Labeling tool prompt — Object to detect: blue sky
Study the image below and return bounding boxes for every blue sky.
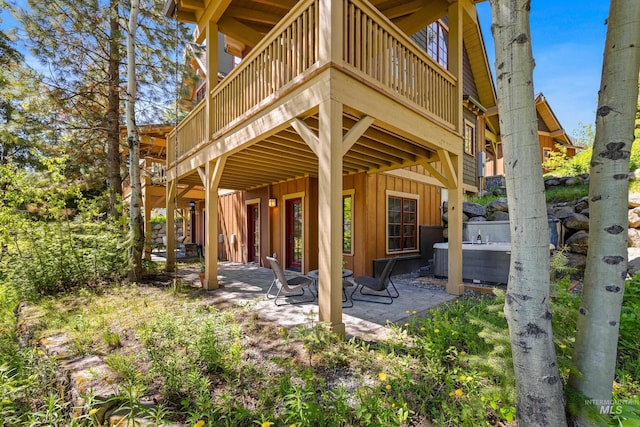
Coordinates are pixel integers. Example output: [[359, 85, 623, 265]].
[[476, 1, 610, 137], [2, 1, 610, 137]]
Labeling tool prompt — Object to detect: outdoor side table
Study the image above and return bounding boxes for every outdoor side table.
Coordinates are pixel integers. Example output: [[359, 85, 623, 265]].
[[306, 269, 354, 308]]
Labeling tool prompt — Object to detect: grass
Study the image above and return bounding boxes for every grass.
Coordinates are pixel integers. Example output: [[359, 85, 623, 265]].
[[3, 275, 638, 426]]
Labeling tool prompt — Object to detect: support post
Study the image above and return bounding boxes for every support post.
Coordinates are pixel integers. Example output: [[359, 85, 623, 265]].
[[317, 99, 345, 336], [204, 157, 226, 289], [445, 152, 464, 295], [166, 179, 176, 272]]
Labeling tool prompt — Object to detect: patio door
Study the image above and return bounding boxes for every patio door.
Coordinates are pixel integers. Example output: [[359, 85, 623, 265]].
[[285, 197, 303, 271], [247, 203, 260, 263]]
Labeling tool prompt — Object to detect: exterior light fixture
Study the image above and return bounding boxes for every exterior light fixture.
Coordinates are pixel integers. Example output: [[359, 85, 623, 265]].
[[189, 200, 196, 211], [268, 198, 277, 208]]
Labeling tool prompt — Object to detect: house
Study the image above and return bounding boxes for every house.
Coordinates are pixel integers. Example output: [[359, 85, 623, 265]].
[[484, 93, 578, 177], [163, 0, 500, 334]]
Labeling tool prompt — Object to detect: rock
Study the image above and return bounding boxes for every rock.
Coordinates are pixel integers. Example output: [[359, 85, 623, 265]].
[[574, 197, 589, 213], [629, 193, 640, 208], [629, 229, 640, 248], [468, 216, 487, 222], [563, 213, 590, 231], [564, 176, 578, 186], [442, 211, 468, 224], [545, 178, 561, 188], [628, 248, 640, 276], [580, 208, 590, 217], [486, 198, 509, 212], [547, 205, 575, 220], [463, 201, 486, 218], [442, 227, 448, 239], [565, 252, 587, 271], [629, 169, 640, 180], [487, 210, 509, 221], [566, 230, 589, 254], [629, 207, 640, 228]]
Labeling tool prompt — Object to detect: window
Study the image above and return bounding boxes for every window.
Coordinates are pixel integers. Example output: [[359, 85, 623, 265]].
[[543, 147, 552, 160], [464, 121, 475, 156], [427, 21, 448, 69], [343, 193, 353, 254], [387, 194, 418, 253]]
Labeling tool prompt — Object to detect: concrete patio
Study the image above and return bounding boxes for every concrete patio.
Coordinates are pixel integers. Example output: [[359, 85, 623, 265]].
[[173, 261, 458, 341]]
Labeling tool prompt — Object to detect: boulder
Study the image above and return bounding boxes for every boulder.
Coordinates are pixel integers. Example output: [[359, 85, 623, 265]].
[[566, 230, 589, 254], [628, 248, 640, 276], [442, 211, 469, 224], [629, 207, 640, 228], [486, 198, 509, 212], [574, 197, 589, 213], [565, 252, 587, 271], [629, 193, 640, 208], [487, 210, 509, 221], [463, 201, 486, 218], [564, 176, 579, 186], [580, 208, 590, 217], [547, 205, 575, 220], [629, 228, 640, 248], [629, 169, 640, 180], [563, 213, 590, 231], [545, 178, 561, 188]]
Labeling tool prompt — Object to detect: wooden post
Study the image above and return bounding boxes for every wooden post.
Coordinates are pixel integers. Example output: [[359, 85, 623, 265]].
[[204, 157, 226, 289], [444, 152, 464, 295], [166, 179, 176, 272], [317, 99, 345, 336], [319, 0, 343, 63]]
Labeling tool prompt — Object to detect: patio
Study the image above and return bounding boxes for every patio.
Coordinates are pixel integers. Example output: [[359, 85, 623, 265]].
[[172, 261, 458, 341]]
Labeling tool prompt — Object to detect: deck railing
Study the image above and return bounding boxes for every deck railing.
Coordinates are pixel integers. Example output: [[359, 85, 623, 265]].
[[169, 0, 457, 166], [342, 0, 457, 127], [210, 0, 320, 137]]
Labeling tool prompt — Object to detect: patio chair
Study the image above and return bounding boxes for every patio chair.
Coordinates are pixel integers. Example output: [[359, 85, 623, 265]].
[[266, 256, 315, 306], [350, 258, 398, 304]]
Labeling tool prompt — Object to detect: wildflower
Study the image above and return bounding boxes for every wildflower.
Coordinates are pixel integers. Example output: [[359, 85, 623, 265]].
[[459, 375, 466, 381], [290, 424, 297, 427], [385, 384, 392, 390], [459, 351, 466, 356], [193, 421, 205, 427], [406, 310, 410, 314], [378, 372, 387, 381], [613, 382, 621, 390], [261, 422, 273, 427], [404, 323, 409, 327], [420, 327, 426, 332], [89, 408, 99, 416], [434, 328, 440, 334], [559, 344, 567, 349], [412, 310, 417, 315], [465, 376, 473, 381], [454, 389, 464, 397]]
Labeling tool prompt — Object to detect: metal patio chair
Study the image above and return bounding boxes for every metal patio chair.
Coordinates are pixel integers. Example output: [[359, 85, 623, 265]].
[[266, 256, 315, 306]]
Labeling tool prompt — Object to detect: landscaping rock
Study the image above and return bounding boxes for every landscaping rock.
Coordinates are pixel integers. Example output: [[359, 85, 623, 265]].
[[563, 213, 590, 231], [565, 252, 587, 271], [628, 248, 640, 276], [629, 193, 640, 208], [442, 210, 469, 224], [629, 228, 640, 248], [492, 187, 507, 196], [564, 176, 579, 186], [462, 201, 486, 218], [629, 207, 640, 228], [547, 205, 575, 220], [573, 197, 589, 213], [566, 231, 589, 255], [486, 198, 509, 212], [487, 210, 509, 221], [545, 178, 561, 188]]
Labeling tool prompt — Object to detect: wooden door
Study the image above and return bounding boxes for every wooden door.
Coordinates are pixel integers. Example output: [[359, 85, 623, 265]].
[[285, 197, 303, 271], [247, 203, 260, 263]]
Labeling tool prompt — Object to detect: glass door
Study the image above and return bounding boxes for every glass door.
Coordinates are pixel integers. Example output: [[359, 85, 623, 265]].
[[285, 198, 303, 271]]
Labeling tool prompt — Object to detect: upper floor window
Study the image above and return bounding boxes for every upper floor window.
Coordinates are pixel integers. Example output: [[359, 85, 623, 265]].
[[195, 83, 207, 103], [464, 121, 475, 156], [427, 21, 448, 69], [387, 193, 418, 253]]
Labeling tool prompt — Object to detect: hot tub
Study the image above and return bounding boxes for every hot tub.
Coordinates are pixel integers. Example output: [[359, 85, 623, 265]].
[[433, 242, 511, 284]]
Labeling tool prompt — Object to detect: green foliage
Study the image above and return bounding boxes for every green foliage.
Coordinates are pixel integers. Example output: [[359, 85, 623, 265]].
[[545, 183, 589, 204], [618, 275, 640, 374]]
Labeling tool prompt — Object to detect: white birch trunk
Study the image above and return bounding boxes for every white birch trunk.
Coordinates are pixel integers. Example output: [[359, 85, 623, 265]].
[[489, 1, 566, 425], [126, 0, 143, 281], [569, 1, 640, 424]]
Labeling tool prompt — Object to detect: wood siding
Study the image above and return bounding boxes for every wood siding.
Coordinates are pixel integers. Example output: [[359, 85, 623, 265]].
[[462, 109, 477, 188], [216, 170, 443, 277]]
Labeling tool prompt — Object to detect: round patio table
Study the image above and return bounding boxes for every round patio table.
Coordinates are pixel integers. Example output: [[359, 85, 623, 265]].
[[306, 269, 354, 308]]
